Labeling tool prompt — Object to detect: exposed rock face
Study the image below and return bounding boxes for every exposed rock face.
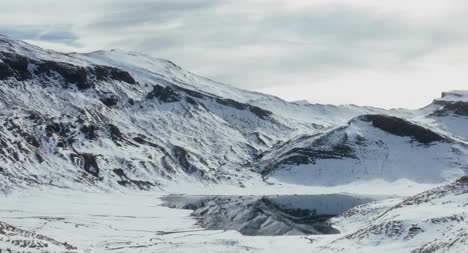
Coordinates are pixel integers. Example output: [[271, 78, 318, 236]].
[[0, 52, 32, 81], [112, 168, 155, 190], [146, 85, 182, 102], [215, 98, 273, 119], [0, 51, 136, 89], [432, 101, 468, 117], [261, 132, 356, 176], [359, 114, 446, 144]]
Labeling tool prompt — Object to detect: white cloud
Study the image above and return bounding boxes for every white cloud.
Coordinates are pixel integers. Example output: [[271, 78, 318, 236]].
[[1, 0, 467, 109]]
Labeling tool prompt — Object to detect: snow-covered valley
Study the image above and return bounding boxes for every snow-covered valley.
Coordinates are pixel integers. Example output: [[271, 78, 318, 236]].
[[0, 35, 467, 252], [1, 178, 466, 253]]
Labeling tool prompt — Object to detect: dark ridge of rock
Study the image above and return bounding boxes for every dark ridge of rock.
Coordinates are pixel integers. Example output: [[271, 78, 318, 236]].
[[132, 136, 145, 144], [75, 153, 100, 177], [43, 120, 76, 145], [131, 135, 169, 156], [0, 61, 10, 80], [173, 85, 208, 99], [3, 117, 41, 148], [146, 84, 182, 102], [24, 133, 40, 148], [94, 65, 136, 84], [455, 174, 468, 184], [108, 124, 124, 139], [215, 98, 273, 119], [262, 134, 356, 176], [36, 61, 90, 89], [359, 114, 446, 144], [432, 101, 468, 117], [106, 124, 138, 147], [116, 179, 155, 190], [0, 52, 136, 88], [80, 124, 99, 140], [440, 92, 464, 99], [185, 96, 198, 106], [173, 146, 202, 175], [284, 144, 354, 164], [45, 122, 61, 137], [112, 168, 128, 179], [250, 106, 273, 119], [100, 95, 119, 107], [35, 151, 45, 163], [0, 52, 32, 81], [113, 168, 155, 190]]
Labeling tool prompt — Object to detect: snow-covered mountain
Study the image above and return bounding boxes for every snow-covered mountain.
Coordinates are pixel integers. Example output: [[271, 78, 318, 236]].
[[0, 34, 467, 192], [1, 34, 467, 253]]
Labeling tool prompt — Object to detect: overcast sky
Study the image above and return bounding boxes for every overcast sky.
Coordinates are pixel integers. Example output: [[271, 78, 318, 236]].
[[1, 0, 467, 109]]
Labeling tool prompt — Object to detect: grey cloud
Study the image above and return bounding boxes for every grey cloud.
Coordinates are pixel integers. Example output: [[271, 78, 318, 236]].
[[87, 0, 226, 31], [88, 3, 467, 72], [2, 1, 467, 93], [0, 25, 79, 45]]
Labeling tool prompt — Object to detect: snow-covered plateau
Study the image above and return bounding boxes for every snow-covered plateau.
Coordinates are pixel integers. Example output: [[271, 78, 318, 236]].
[[0, 35, 467, 252]]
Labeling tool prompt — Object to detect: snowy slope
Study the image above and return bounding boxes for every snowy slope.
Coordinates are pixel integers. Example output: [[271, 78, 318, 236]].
[[1, 176, 465, 252], [0, 35, 295, 192], [0, 221, 80, 252], [0, 34, 467, 193], [324, 175, 468, 253], [415, 90, 468, 141], [259, 114, 468, 186]]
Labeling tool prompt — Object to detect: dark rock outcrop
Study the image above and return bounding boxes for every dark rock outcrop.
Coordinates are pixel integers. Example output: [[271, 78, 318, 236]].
[[112, 168, 155, 190], [0, 52, 136, 89], [215, 98, 272, 119], [94, 65, 136, 84], [359, 115, 446, 144], [432, 101, 468, 117], [146, 85, 182, 102], [100, 95, 119, 107], [261, 134, 356, 176], [173, 146, 202, 175], [0, 52, 32, 81]]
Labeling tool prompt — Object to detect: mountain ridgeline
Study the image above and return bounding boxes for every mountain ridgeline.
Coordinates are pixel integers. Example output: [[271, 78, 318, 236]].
[[0, 35, 467, 192]]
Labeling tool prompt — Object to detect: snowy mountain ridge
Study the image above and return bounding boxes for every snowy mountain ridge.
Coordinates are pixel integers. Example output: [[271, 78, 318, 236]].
[[0, 35, 467, 253], [0, 35, 467, 193]]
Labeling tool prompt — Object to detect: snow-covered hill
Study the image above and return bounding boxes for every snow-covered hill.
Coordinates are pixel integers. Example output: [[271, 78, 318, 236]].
[[324, 175, 468, 253], [259, 114, 468, 185], [0, 34, 467, 193]]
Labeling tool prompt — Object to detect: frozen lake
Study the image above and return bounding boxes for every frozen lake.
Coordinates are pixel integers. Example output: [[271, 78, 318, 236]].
[[162, 194, 378, 236]]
